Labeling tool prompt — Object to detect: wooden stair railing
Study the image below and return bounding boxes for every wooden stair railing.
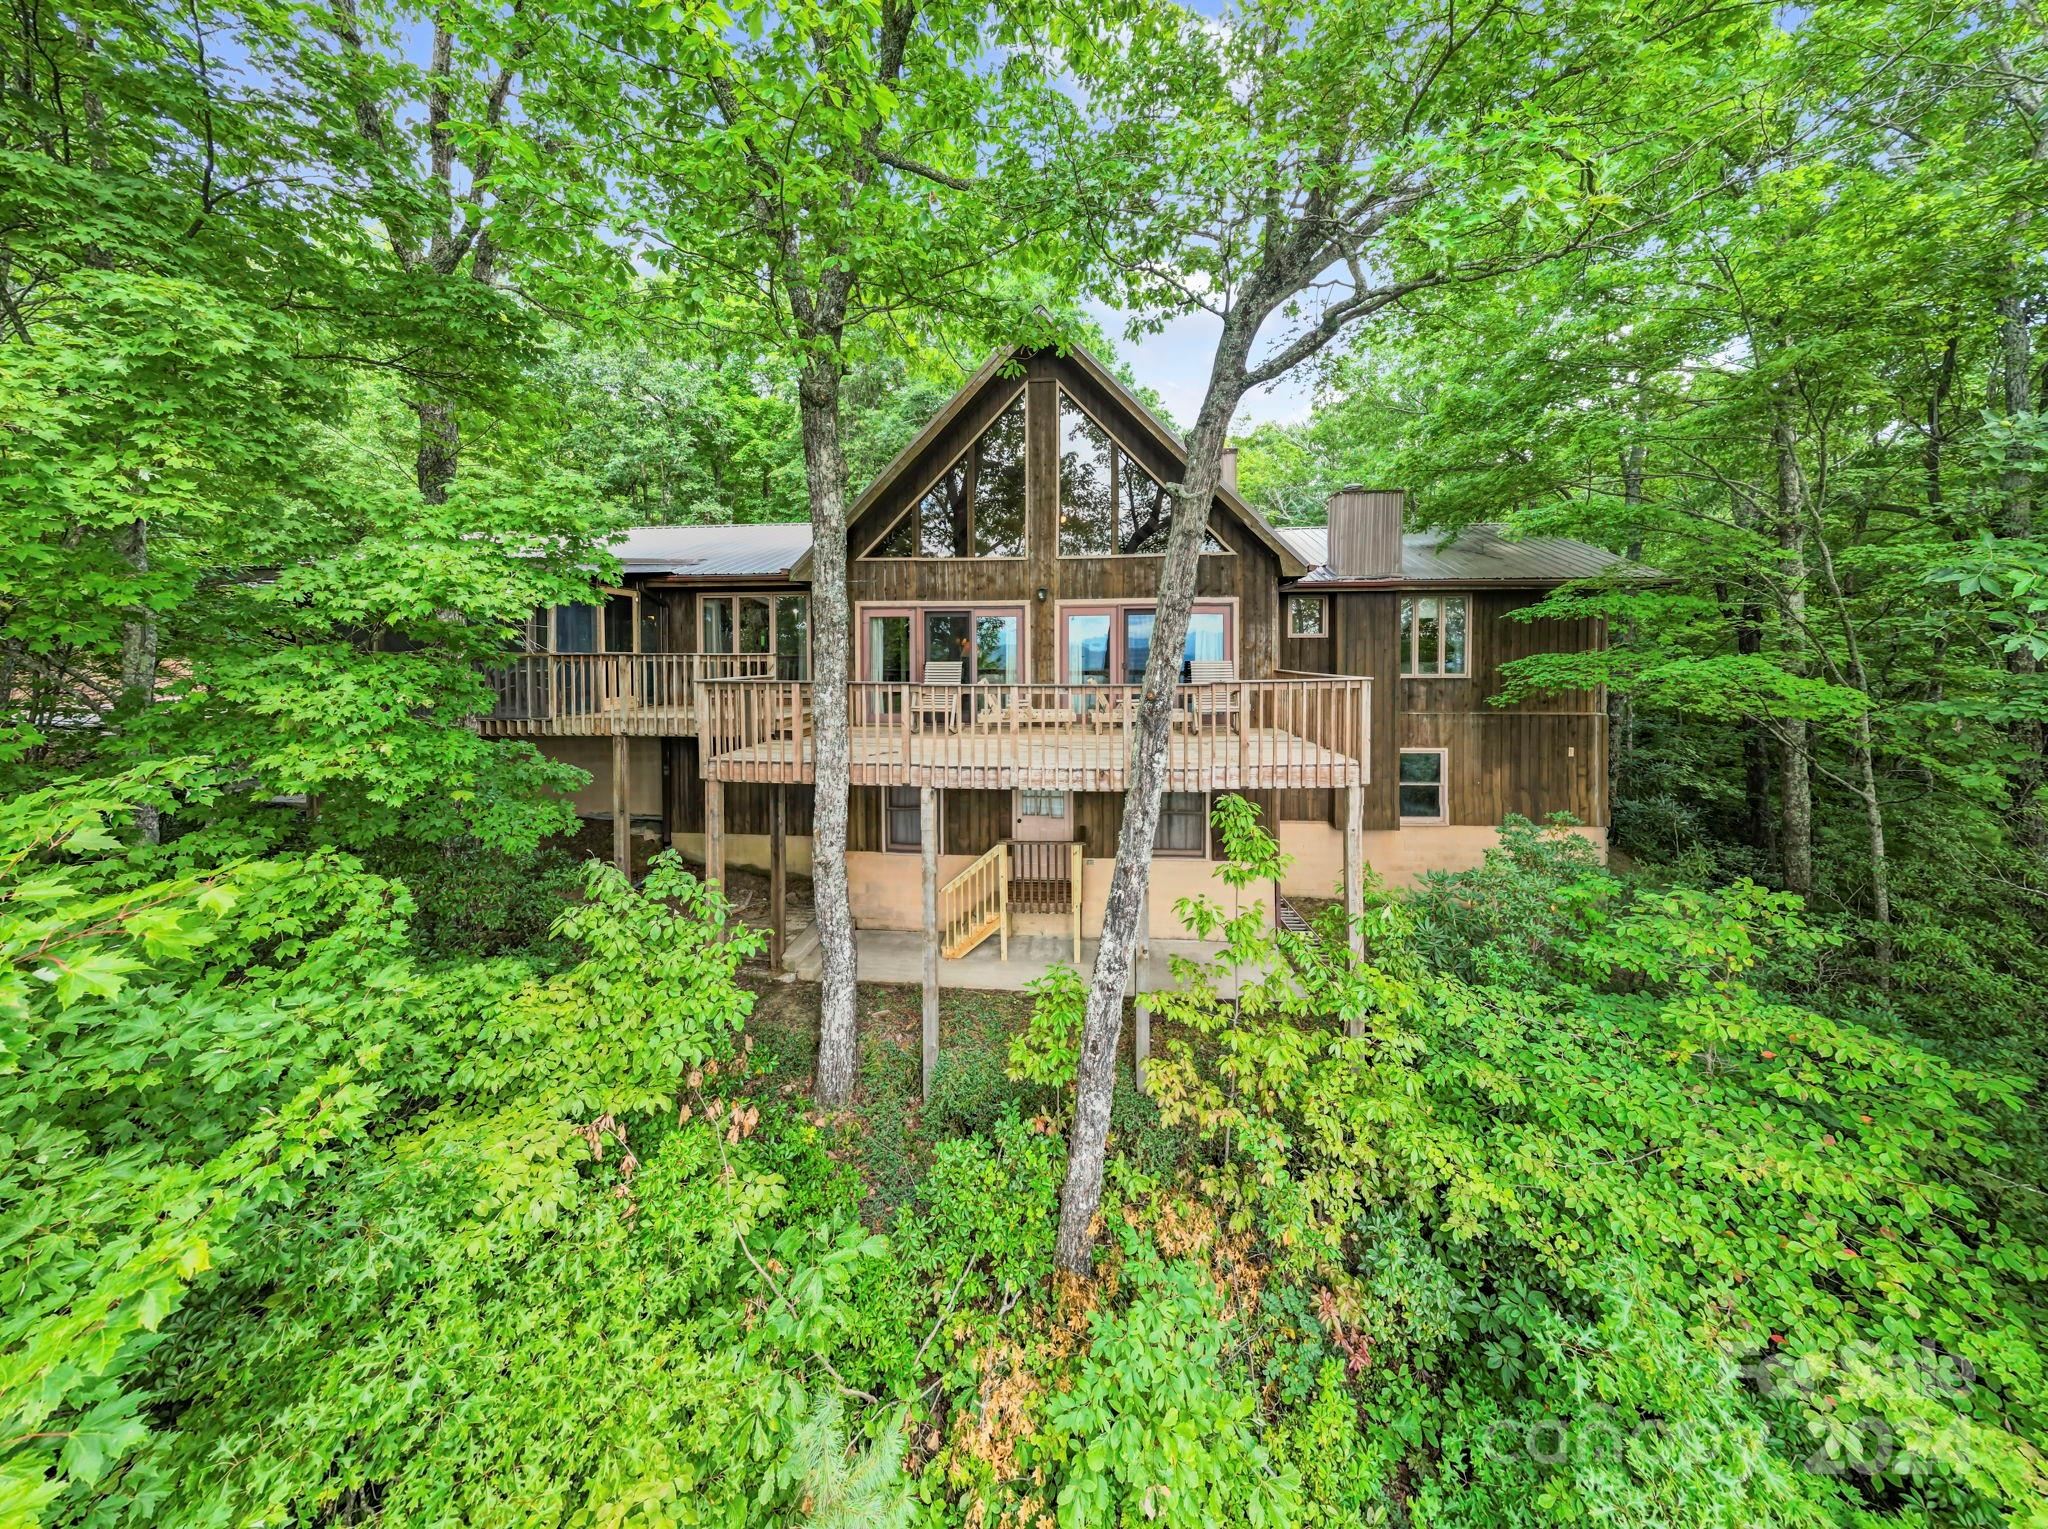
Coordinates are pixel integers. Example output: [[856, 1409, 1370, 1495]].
[[1009, 839, 1084, 963], [939, 841, 1009, 961]]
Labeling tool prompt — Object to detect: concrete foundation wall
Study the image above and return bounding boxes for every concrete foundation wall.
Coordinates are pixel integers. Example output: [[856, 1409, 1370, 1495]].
[[544, 738, 664, 818], [1277, 820, 1608, 897], [675, 830, 813, 878]]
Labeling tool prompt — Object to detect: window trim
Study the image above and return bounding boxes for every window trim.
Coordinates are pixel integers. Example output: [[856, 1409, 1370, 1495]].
[[1054, 598, 1238, 685], [1396, 748, 1450, 826], [1398, 593, 1471, 678], [1055, 388, 1233, 560], [1285, 593, 1327, 637], [884, 785, 928, 853], [698, 592, 810, 678], [854, 602, 1032, 684], [1153, 791, 1210, 858], [858, 384, 1030, 562]]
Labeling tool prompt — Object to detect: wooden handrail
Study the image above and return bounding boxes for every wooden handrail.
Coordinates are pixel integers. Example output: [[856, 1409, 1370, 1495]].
[[939, 840, 1008, 961]]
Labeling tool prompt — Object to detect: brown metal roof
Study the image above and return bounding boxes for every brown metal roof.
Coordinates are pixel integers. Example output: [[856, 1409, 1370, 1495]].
[[1279, 524, 1643, 586], [606, 524, 810, 580]]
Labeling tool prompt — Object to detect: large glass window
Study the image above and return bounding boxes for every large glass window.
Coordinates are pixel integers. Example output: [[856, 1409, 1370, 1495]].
[[973, 397, 1026, 557], [1066, 612, 1112, 686], [869, 392, 1027, 559], [1399, 595, 1469, 676], [975, 614, 1020, 684], [776, 597, 809, 679], [555, 603, 598, 653], [700, 598, 732, 655], [1058, 404, 1115, 556], [701, 594, 807, 676], [1073, 604, 1231, 684], [1398, 750, 1447, 822], [1155, 792, 1208, 855], [925, 611, 971, 676], [869, 614, 911, 681], [1058, 391, 1227, 557]]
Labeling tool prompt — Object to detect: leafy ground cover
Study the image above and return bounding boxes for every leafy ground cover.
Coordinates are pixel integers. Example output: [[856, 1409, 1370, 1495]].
[[6, 778, 2044, 1527]]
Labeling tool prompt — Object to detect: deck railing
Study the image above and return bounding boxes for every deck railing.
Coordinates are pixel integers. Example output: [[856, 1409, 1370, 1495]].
[[939, 842, 1009, 961], [478, 652, 779, 735], [700, 676, 1371, 790]]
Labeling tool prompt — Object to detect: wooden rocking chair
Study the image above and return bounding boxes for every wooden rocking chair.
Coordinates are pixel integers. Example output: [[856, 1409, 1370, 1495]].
[[1182, 658, 1243, 734], [910, 660, 964, 732]]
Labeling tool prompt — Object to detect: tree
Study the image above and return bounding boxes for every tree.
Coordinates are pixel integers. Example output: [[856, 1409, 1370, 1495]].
[[626, 0, 1074, 1105], [1052, 0, 1771, 1273], [1, 0, 629, 854]]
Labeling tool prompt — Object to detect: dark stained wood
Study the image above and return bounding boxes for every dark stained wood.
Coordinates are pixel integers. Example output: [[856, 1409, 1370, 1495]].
[[1072, 791, 1122, 856], [941, 789, 1008, 856], [847, 785, 884, 852], [770, 786, 786, 972], [1400, 711, 1605, 827], [1329, 591, 1403, 829]]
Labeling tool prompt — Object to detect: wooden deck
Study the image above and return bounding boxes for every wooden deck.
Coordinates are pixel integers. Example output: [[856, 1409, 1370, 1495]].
[[477, 660, 1371, 791], [708, 724, 1362, 790], [701, 677, 1370, 790]]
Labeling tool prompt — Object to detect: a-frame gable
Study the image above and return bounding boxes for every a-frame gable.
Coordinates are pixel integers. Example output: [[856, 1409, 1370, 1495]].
[[788, 341, 1308, 578]]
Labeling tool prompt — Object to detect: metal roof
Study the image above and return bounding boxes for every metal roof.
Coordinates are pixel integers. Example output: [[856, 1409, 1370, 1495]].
[[1279, 523, 1639, 585], [606, 523, 811, 579], [600, 519, 1638, 586]]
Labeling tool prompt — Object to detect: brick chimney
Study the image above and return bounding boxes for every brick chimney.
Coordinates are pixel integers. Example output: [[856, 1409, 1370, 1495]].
[[1219, 445, 1239, 493], [1325, 486, 1405, 579]]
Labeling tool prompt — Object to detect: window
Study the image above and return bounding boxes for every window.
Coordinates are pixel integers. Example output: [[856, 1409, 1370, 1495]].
[[1058, 390, 1226, 557], [1065, 604, 1232, 684], [1286, 594, 1326, 637], [1398, 750, 1447, 823], [555, 603, 598, 653], [701, 594, 809, 678], [1019, 790, 1066, 819], [869, 392, 1027, 558], [1155, 792, 1208, 856], [1399, 595, 1468, 676], [886, 786, 923, 851]]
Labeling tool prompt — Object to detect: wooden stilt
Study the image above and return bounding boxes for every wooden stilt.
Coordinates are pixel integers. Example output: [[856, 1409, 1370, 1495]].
[[611, 733, 631, 878], [705, 777, 724, 892], [920, 786, 939, 1100], [769, 784, 787, 974], [1344, 780, 1365, 1035], [1133, 874, 1151, 1092]]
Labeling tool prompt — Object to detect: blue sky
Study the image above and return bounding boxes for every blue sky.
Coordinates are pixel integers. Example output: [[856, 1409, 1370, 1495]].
[[1086, 298, 1322, 429]]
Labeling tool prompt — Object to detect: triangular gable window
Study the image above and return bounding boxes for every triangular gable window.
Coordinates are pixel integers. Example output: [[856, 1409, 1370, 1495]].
[[869, 391, 1026, 559], [1058, 390, 1225, 556]]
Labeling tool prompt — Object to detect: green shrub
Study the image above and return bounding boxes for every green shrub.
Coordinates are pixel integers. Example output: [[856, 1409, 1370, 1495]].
[[1026, 1245, 1300, 1528]]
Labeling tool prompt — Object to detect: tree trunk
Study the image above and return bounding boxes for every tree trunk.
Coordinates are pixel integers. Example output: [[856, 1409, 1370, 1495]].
[[1997, 286, 2045, 852], [1772, 403, 1813, 898], [1054, 317, 1253, 1276], [1607, 437, 1646, 811], [416, 398, 460, 505], [116, 517, 160, 845], [798, 358, 860, 1107]]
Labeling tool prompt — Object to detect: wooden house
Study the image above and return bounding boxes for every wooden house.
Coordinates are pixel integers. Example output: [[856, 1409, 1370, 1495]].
[[481, 342, 1625, 983]]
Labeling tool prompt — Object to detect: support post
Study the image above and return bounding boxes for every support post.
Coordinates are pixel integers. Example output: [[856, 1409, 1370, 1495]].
[[920, 786, 939, 1099], [1070, 841, 1082, 966], [611, 733, 631, 878], [1134, 871, 1151, 1092], [1343, 779, 1364, 1035], [770, 784, 787, 974], [705, 777, 724, 893]]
